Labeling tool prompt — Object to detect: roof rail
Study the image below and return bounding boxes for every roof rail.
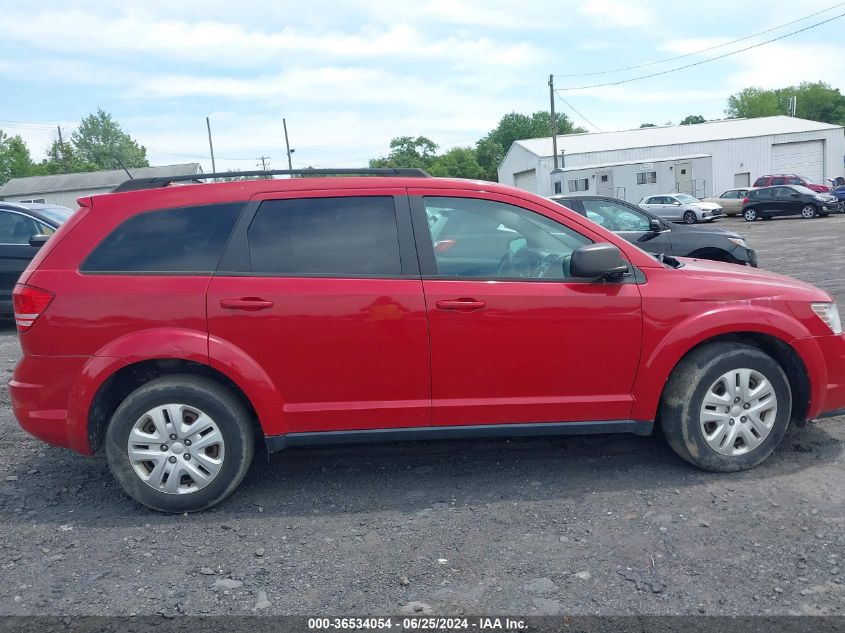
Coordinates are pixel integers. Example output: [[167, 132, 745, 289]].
[[111, 167, 431, 193]]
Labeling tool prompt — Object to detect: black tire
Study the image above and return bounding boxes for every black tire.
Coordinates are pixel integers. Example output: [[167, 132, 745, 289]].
[[105, 375, 254, 513], [801, 204, 817, 219], [743, 208, 758, 222], [683, 210, 697, 224], [659, 342, 792, 472]]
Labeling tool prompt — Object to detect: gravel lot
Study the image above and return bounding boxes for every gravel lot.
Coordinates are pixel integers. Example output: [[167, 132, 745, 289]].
[[0, 214, 843, 617]]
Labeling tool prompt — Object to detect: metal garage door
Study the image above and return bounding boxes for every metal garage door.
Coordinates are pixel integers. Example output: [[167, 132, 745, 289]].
[[513, 169, 537, 192], [771, 140, 824, 182]]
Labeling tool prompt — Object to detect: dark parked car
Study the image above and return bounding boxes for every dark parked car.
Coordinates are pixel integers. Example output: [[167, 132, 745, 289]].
[[0, 202, 73, 314], [831, 185, 845, 212], [742, 185, 840, 221], [550, 195, 756, 266]]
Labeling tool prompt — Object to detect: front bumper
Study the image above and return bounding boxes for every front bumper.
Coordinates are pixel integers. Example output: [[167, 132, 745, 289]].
[[793, 333, 845, 420]]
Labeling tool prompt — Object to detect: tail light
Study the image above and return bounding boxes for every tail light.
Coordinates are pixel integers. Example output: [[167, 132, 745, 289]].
[[13, 284, 54, 332], [742, 197, 749, 205]]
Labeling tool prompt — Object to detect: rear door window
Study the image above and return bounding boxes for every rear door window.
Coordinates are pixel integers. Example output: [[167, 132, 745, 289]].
[[81, 203, 243, 273], [247, 196, 401, 276]]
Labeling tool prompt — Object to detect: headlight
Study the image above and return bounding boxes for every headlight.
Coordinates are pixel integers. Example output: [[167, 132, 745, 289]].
[[811, 303, 842, 334], [727, 237, 747, 248], [815, 196, 827, 202]]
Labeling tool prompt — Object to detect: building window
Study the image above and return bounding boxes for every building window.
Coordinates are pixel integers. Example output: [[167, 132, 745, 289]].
[[554, 181, 562, 194], [600, 175, 608, 182], [636, 171, 657, 185], [19, 198, 46, 204], [567, 178, 589, 192]]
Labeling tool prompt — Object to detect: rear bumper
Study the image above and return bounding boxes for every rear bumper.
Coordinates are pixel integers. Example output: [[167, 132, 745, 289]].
[[9, 354, 90, 453]]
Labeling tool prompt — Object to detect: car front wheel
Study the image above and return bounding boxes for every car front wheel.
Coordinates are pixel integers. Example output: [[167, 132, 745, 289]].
[[682, 210, 697, 224], [659, 342, 791, 472], [801, 204, 817, 219], [743, 208, 758, 221], [105, 375, 255, 512]]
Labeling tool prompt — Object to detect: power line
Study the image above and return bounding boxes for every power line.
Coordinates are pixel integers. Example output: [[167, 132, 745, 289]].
[[555, 11, 845, 92], [555, 94, 604, 132], [554, 2, 845, 78]]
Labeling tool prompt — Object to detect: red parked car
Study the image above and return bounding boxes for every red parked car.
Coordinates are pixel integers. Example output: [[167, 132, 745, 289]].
[[9, 169, 845, 512], [752, 174, 831, 193]]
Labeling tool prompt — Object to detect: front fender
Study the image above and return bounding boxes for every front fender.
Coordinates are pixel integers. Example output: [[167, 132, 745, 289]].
[[630, 305, 820, 421]]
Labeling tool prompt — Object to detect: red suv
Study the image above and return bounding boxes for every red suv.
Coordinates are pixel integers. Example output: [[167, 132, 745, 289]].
[[753, 174, 831, 193], [10, 169, 845, 512]]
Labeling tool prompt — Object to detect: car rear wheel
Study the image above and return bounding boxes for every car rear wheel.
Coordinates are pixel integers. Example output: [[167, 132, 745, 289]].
[[659, 342, 791, 472], [105, 375, 254, 512], [743, 208, 758, 222], [801, 204, 817, 219], [683, 210, 697, 224]]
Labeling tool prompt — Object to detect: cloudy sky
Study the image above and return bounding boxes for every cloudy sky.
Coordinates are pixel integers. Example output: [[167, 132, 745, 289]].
[[1, 0, 844, 172]]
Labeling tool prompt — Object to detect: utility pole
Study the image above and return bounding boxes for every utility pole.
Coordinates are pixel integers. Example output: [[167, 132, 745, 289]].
[[256, 156, 270, 172], [56, 125, 68, 173], [549, 74, 559, 170], [283, 118, 294, 172], [206, 117, 217, 173]]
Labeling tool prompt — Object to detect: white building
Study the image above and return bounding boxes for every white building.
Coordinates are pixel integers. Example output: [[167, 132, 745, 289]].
[[498, 116, 845, 202], [0, 163, 202, 208]]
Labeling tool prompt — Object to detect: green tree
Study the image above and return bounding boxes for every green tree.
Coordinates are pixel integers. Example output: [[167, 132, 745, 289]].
[[726, 82, 845, 126], [680, 114, 706, 125], [784, 82, 845, 126], [368, 135, 439, 170], [429, 147, 486, 179], [0, 130, 35, 185], [475, 137, 505, 181], [639, 123, 657, 128], [482, 111, 585, 159], [31, 139, 97, 175], [726, 87, 785, 119], [70, 109, 149, 170]]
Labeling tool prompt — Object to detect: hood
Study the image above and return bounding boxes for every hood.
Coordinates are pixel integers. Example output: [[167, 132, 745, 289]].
[[695, 201, 722, 210], [670, 257, 830, 302], [671, 223, 742, 239]]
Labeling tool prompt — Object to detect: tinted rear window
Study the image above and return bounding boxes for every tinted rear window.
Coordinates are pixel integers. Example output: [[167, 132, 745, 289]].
[[81, 203, 242, 273], [247, 196, 401, 275]]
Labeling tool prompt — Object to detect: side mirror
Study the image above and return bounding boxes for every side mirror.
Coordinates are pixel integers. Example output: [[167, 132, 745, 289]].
[[570, 243, 629, 280], [673, 201, 682, 206], [29, 234, 49, 248], [649, 219, 663, 233], [790, 193, 799, 198]]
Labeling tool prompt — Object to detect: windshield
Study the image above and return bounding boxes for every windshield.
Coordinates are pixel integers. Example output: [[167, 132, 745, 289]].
[[35, 205, 74, 225], [675, 194, 699, 203], [792, 185, 817, 196]]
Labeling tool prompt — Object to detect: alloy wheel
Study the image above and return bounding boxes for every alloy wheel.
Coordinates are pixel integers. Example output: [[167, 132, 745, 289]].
[[699, 368, 777, 456], [801, 205, 816, 219], [127, 404, 225, 494]]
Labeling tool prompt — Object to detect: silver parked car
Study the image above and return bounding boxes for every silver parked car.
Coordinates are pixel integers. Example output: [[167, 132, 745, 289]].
[[638, 194, 722, 224]]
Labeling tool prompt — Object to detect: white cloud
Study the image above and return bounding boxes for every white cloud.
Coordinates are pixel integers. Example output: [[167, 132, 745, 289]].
[[0, 9, 545, 69], [578, 0, 653, 28], [724, 43, 845, 91]]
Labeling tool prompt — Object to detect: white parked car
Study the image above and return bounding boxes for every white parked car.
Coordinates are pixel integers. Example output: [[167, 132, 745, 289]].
[[638, 194, 723, 224]]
